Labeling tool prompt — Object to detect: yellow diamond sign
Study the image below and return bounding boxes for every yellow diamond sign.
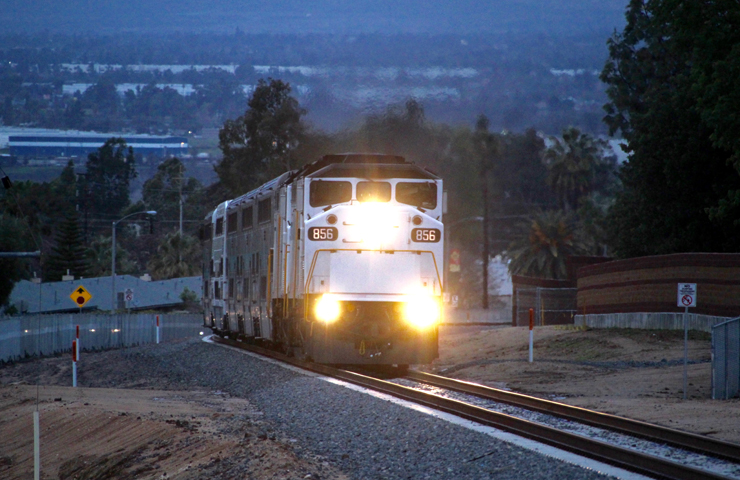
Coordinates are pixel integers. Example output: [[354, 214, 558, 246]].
[[70, 285, 92, 308]]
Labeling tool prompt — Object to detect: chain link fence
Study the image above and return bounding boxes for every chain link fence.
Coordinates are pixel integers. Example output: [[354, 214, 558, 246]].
[[712, 316, 740, 400], [514, 287, 577, 327], [0, 313, 203, 363]]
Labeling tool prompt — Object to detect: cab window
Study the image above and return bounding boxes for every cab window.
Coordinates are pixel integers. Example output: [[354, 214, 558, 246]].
[[357, 181, 391, 202], [396, 182, 437, 209], [310, 180, 352, 207]]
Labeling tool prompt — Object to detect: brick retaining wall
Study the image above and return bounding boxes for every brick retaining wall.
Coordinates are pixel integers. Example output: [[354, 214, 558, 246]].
[[577, 253, 740, 317]]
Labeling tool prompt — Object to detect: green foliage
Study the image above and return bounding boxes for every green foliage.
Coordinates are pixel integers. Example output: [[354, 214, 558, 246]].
[[487, 129, 554, 253], [216, 78, 306, 196], [43, 212, 92, 281], [85, 234, 137, 277], [140, 157, 207, 234], [0, 167, 76, 237], [82, 138, 138, 218], [123, 83, 197, 133], [601, 0, 740, 257], [179, 287, 198, 304], [0, 214, 33, 306], [543, 127, 609, 211], [179, 287, 200, 312], [506, 210, 589, 279], [147, 232, 201, 280]]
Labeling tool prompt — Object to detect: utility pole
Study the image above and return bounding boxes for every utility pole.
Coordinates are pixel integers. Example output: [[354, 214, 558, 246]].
[[179, 161, 184, 265], [179, 161, 183, 238], [482, 170, 490, 310]]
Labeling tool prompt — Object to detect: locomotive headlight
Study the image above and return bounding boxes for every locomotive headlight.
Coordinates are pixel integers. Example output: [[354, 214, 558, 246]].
[[358, 203, 395, 247], [315, 294, 341, 323], [403, 294, 441, 329]]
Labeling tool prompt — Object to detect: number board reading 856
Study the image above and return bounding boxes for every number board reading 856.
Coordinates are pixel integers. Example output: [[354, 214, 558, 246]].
[[411, 228, 441, 243], [308, 226, 338, 241]]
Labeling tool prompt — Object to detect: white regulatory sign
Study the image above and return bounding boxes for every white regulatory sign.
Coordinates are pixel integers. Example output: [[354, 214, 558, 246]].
[[677, 283, 696, 308], [124, 288, 134, 302]]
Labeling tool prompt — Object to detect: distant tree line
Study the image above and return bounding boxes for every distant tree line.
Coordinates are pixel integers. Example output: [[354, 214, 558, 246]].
[[0, 31, 611, 136]]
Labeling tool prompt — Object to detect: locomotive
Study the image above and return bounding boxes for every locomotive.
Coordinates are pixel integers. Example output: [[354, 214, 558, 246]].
[[201, 153, 444, 366]]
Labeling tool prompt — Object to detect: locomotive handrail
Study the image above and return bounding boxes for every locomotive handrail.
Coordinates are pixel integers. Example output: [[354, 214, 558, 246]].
[[302, 247, 444, 322], [266, 248, 273, 318]]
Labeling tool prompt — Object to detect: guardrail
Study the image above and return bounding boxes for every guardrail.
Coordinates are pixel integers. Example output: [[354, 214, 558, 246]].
[[712, 316, 740, 400], [0, 313, 203, 363]]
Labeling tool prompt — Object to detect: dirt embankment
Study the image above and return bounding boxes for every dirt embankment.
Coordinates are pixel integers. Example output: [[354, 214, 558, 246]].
[[425, 325, 740, 443], [0, 379, 345, 479]]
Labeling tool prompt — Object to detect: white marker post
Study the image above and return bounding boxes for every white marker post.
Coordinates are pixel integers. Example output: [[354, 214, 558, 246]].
[[33, 410, 40, 480], [528, 308, 534, 363], [156, 315, 160, 344], [677, 283, 697, 400], [72, 340, 77, 387]]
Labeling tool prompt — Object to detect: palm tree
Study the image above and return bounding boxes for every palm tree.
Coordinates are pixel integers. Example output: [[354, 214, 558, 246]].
[[543, 127, 607, 211], [86, 234, 137, 277], [506, 210, 589, 279], [147, 232, 200, 280]]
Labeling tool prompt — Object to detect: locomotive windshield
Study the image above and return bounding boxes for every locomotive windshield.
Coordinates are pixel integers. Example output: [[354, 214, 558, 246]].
[[396, 182, 437, 209], [357, 181, 391, 202], [310, 180, 352, 207]]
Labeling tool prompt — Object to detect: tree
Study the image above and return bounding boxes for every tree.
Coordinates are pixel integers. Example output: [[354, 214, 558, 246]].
[[487, 129, 553, 254], [43, 212, 91, 281], [601, 0, 740, 257], [140, 157, 206, 234], [0, 214, 33, 306], [85, 234, 137, 277], [216, 78, 306, 196], [147, 232, 201, 280], [83, 138, 137, 219], [506, 210, 589, 279], [543, 127, 609, 211]]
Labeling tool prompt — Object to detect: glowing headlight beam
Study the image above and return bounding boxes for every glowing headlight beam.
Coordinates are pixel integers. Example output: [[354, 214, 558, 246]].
[[358, 203, 396, 248], [403, 295, 441, 329], [315, 294, 341, 323]]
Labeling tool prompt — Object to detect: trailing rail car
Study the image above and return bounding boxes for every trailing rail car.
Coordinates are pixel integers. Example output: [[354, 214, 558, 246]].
[[201, 153, 444, 366]]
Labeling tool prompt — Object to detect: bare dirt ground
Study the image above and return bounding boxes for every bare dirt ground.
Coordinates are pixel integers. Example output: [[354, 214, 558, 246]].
[[0, 383, 346, 480], [2, 326, 739, 479], [424, 325, 740, 444]]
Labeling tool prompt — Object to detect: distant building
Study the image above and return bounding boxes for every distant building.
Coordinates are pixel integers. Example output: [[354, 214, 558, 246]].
[[9, 134, 188, 159]]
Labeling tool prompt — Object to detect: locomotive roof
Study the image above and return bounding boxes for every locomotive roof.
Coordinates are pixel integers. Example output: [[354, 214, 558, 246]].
[[227, 171, 292, 209], [309, 163, 438, 180], [291, 152, 438, 181], [207, 153, 438, 218]]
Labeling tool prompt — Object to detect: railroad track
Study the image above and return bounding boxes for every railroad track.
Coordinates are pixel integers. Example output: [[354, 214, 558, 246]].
[[209, 335, 740, 480]]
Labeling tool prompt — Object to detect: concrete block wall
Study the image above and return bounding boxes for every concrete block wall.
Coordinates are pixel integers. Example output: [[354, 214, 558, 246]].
[[574, 312, 731, 333]]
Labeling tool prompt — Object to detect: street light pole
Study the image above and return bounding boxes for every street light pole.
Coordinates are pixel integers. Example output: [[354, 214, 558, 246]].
[[111, 210, 156, 311]]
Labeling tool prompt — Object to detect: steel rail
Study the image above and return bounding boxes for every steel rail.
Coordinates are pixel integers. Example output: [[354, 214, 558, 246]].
[[406, 370, 740, 464], [210, 336, 733, 480]]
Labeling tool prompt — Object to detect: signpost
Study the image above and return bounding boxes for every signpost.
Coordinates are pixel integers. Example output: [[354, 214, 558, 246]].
[[69, 285, 92, 309], [124, 288, 134, 311], [677, 283, 696, 400]]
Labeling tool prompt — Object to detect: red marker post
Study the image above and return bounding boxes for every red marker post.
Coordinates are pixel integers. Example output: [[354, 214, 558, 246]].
[[528, 308, 534, 363], [76, 325, 80, 361], [72, 340, 77, 387], [156, 315, 160, 344]]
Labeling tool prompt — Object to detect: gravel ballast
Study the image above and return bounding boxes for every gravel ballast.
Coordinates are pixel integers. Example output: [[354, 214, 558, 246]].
[[4, 337, 627, 479]]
